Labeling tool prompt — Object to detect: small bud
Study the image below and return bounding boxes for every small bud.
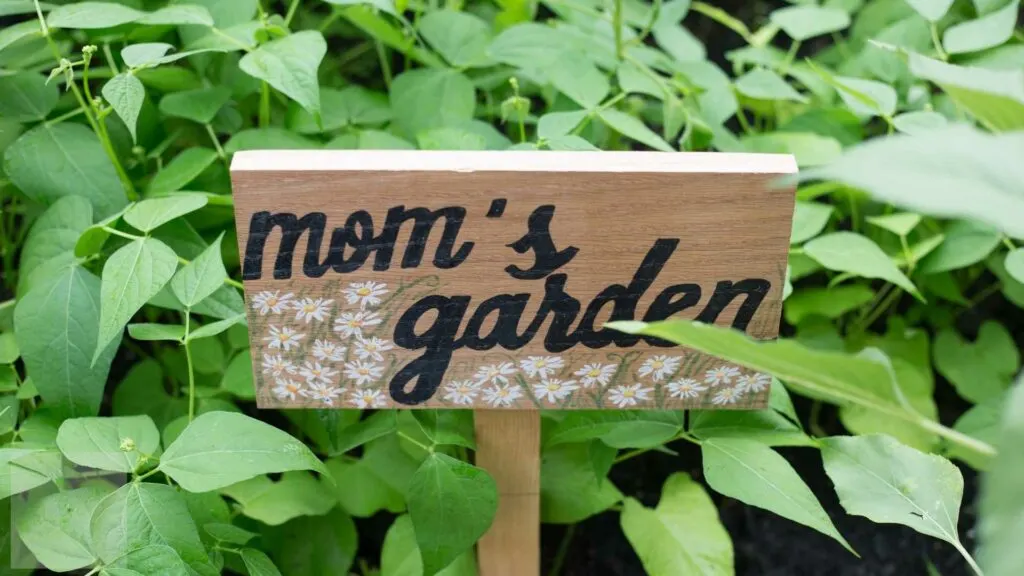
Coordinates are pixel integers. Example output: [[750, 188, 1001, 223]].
[[131, 145, 145, 157], [119, 437, 136, 452], [509, 76, 520, 93], [500, 95, 529, 123], [82, 45, 97, 55]]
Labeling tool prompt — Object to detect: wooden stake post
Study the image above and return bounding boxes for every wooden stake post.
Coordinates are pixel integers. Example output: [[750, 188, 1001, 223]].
[[230, 150, 796, 575]]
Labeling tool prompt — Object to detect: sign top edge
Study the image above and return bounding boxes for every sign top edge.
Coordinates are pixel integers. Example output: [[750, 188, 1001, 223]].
[[230, 150, 798, 175]]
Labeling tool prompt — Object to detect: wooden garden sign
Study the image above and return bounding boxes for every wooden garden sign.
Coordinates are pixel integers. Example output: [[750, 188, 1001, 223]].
[[230, 150, 796, 575]]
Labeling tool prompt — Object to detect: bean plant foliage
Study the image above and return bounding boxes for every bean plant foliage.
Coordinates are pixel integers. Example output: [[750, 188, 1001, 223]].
[[0, 0, 1021, 574]]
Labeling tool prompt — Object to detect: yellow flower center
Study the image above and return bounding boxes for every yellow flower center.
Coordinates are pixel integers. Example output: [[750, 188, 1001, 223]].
[[267, 297, 278, 306], [587, 368, 600, 377], [359, 368, 369, 375], [652, 361, 663, 369], [357, 287, 372, 296], [623, 389, 635, 398], [536, 360, 547, 367], [303, 304, 315, 312], [546, 383, 559, 391]]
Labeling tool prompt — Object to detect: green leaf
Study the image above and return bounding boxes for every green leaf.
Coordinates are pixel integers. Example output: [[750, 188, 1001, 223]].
[[599, 109, 673, 152], [770, 6, 850, 41], [287, 86, 391, 134], [919, 220, 1002, 273], [124, 194, 208, 233], [943, 0, 1019, 55], [390, 68, 476, 137], [545, 411, 683, 449], [907, 54, 1024, 132], [833, 76, 897, 117], [17, 195, 92, 294], [690, 409, 813, 447], [892, 111, 948, 135], [332, 410, 398, 455], [148, 148, 219, 195], [160, 411, 327, 492], [934, 322, 1019, 403], [381, 515, 476, 576], [15, 265, 118, 417], [101, 73, 145, 143], [264, 508, 358, 576], [171, 233, 226, 307], [0, 20, 43, 57], [0, 72, 57, 122], [0, 334, 14, 365], [790, 201, 833, 244], [621, 473, 733, 575], [159, 86, 232, 124], [949, 396, 1002, 470], [3, 123, 127, 219], [417, 127, 487, 151], [90, 482, 215, 575], [224, 127, 320, 152], [103, 545, 193, 575], [0, 445, 62, 497], [821, 435, 972, 562], [327, 457, 405, 517], [419, 9, 493, 68], [541, 442, 622, 524], [808, 126, 1024, 236], [222, 472, 336, 525], [16, 484, 113, 572], [839, 357, 939, 452], [1005, 248, 1024, 284], [95, 237, 178, 361], [47, 1, 142, 28], [867, 213, 922, 237], [121, 43, 173, 68], [57, 415, 159, 472], [735, 68, 807, 103], [240, 31, 326, 118], [220, 349, 254, 399], [408, 454, 496, 575], [904, 0, 954, 21], [128, 323, 186, 341], [411, 411, 475, 449], [702, 438, 854, 554], [242, 548, 283, 576], [784, 284, 874, 325], [203, 523, 256, 545], [978, 376, 1024, 576], [324, 0, 398, 16], [804, 232, 921, 299], [545, 52, 610, 109], [537, 110, 588, 140]]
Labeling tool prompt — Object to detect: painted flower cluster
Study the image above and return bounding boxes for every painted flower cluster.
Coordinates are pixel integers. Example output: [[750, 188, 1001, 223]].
[[251, 282, 770, 408], [253, 281, 393, 408]]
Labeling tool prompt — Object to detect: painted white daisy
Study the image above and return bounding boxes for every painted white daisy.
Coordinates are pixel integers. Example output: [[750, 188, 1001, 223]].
[[737, 372, 771, 393], [473, 362, 517, 386], [483, 384, 523, 408], [344, 360, 383, 386], [354, 336, 394, 362], [272, 378, 303, 401], [252, 290, 294, 315], [442, 380, 481, 405], [704, 366, 740, 387], [712, 385, 745, 406], [667, 378, 706, 399], [298, 361, 339, 386], [264, 325, 304, 351], [343, 281, 388, 309], [519, 355, 564, 379], [349, 388, 387, 409], [573, 363, 616, 388], [533, 378, 578, 404], [637, 355, 681, 382], [608, 383, 654, 408], [333, 310, 383, 339], [312, 339, 346, 362], [299, 382, 344, 405], [261, 353, 296, 377], [292, 297, 333, 323]]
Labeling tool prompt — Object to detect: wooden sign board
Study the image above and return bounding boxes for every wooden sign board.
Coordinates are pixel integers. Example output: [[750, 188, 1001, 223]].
[[230, 151, 796, 412]]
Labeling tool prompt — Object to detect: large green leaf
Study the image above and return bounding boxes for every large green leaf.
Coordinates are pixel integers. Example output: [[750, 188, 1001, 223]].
[[123, 194, 208, 233], [904, 0, 954, 21], [47, 2, 213, 28], [419, 9, 493, 68], [170, 233, 226, 308], [56, 415, 160, 473], [919, 220, 1002, 273], [541, 442, 622, 524], [90, 482, 215, 575], [407, 453, 497, 576], [390, 68, 476, 138], [807, 126, 1024, 237], [239, 31, 326, 118], [0, 72, 58, 122], [3, 123, 127, 219], [770, 6, 850, 41], [159, 411, 327, 492], [264, 508, 358, 576], [0, 445, 63, 497], [221, 472, 335, 525], [689, 410, 812, 447], [621, 473, 733, 575], [804, 232, 921, 299], [735, 68, 807, 103], [287, 86, 391, 134], [933, 322, 1019, 403], [908, 54, 1024, 133], [148, 148, 219, 195], [17, 195, 92, 295], [94, 237, 179, 361], [159, 86, 232, 124], [327, 457, 405, 517], [790, 201, 833, 244], [821, 435, 975, 566], [15, 265, 118, 417], [942, 0, 1019, 55], [702, 438, 854, 553], [978, 376, 1024, 576], [598, 109, 673, 152], [545, 411, 683, 448], [16, 483, 113, 572], [380, 515, 476, 576]]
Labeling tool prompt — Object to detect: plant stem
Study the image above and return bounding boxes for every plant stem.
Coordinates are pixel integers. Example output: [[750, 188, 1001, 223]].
[[613, 0, 624, 61], [548, 524, 575, 576], [917, 417, 996, 459], [184, 310, 196, 422], [259, 82, 271, 127], [930, 23, 948, 61], [101, 226, 143, 241], [44, 107, 86, 127], [284, 0, 301, 26], [205, 123, 227, 162], [952, 540, 984, 576], [375, 40, 393, 88]]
